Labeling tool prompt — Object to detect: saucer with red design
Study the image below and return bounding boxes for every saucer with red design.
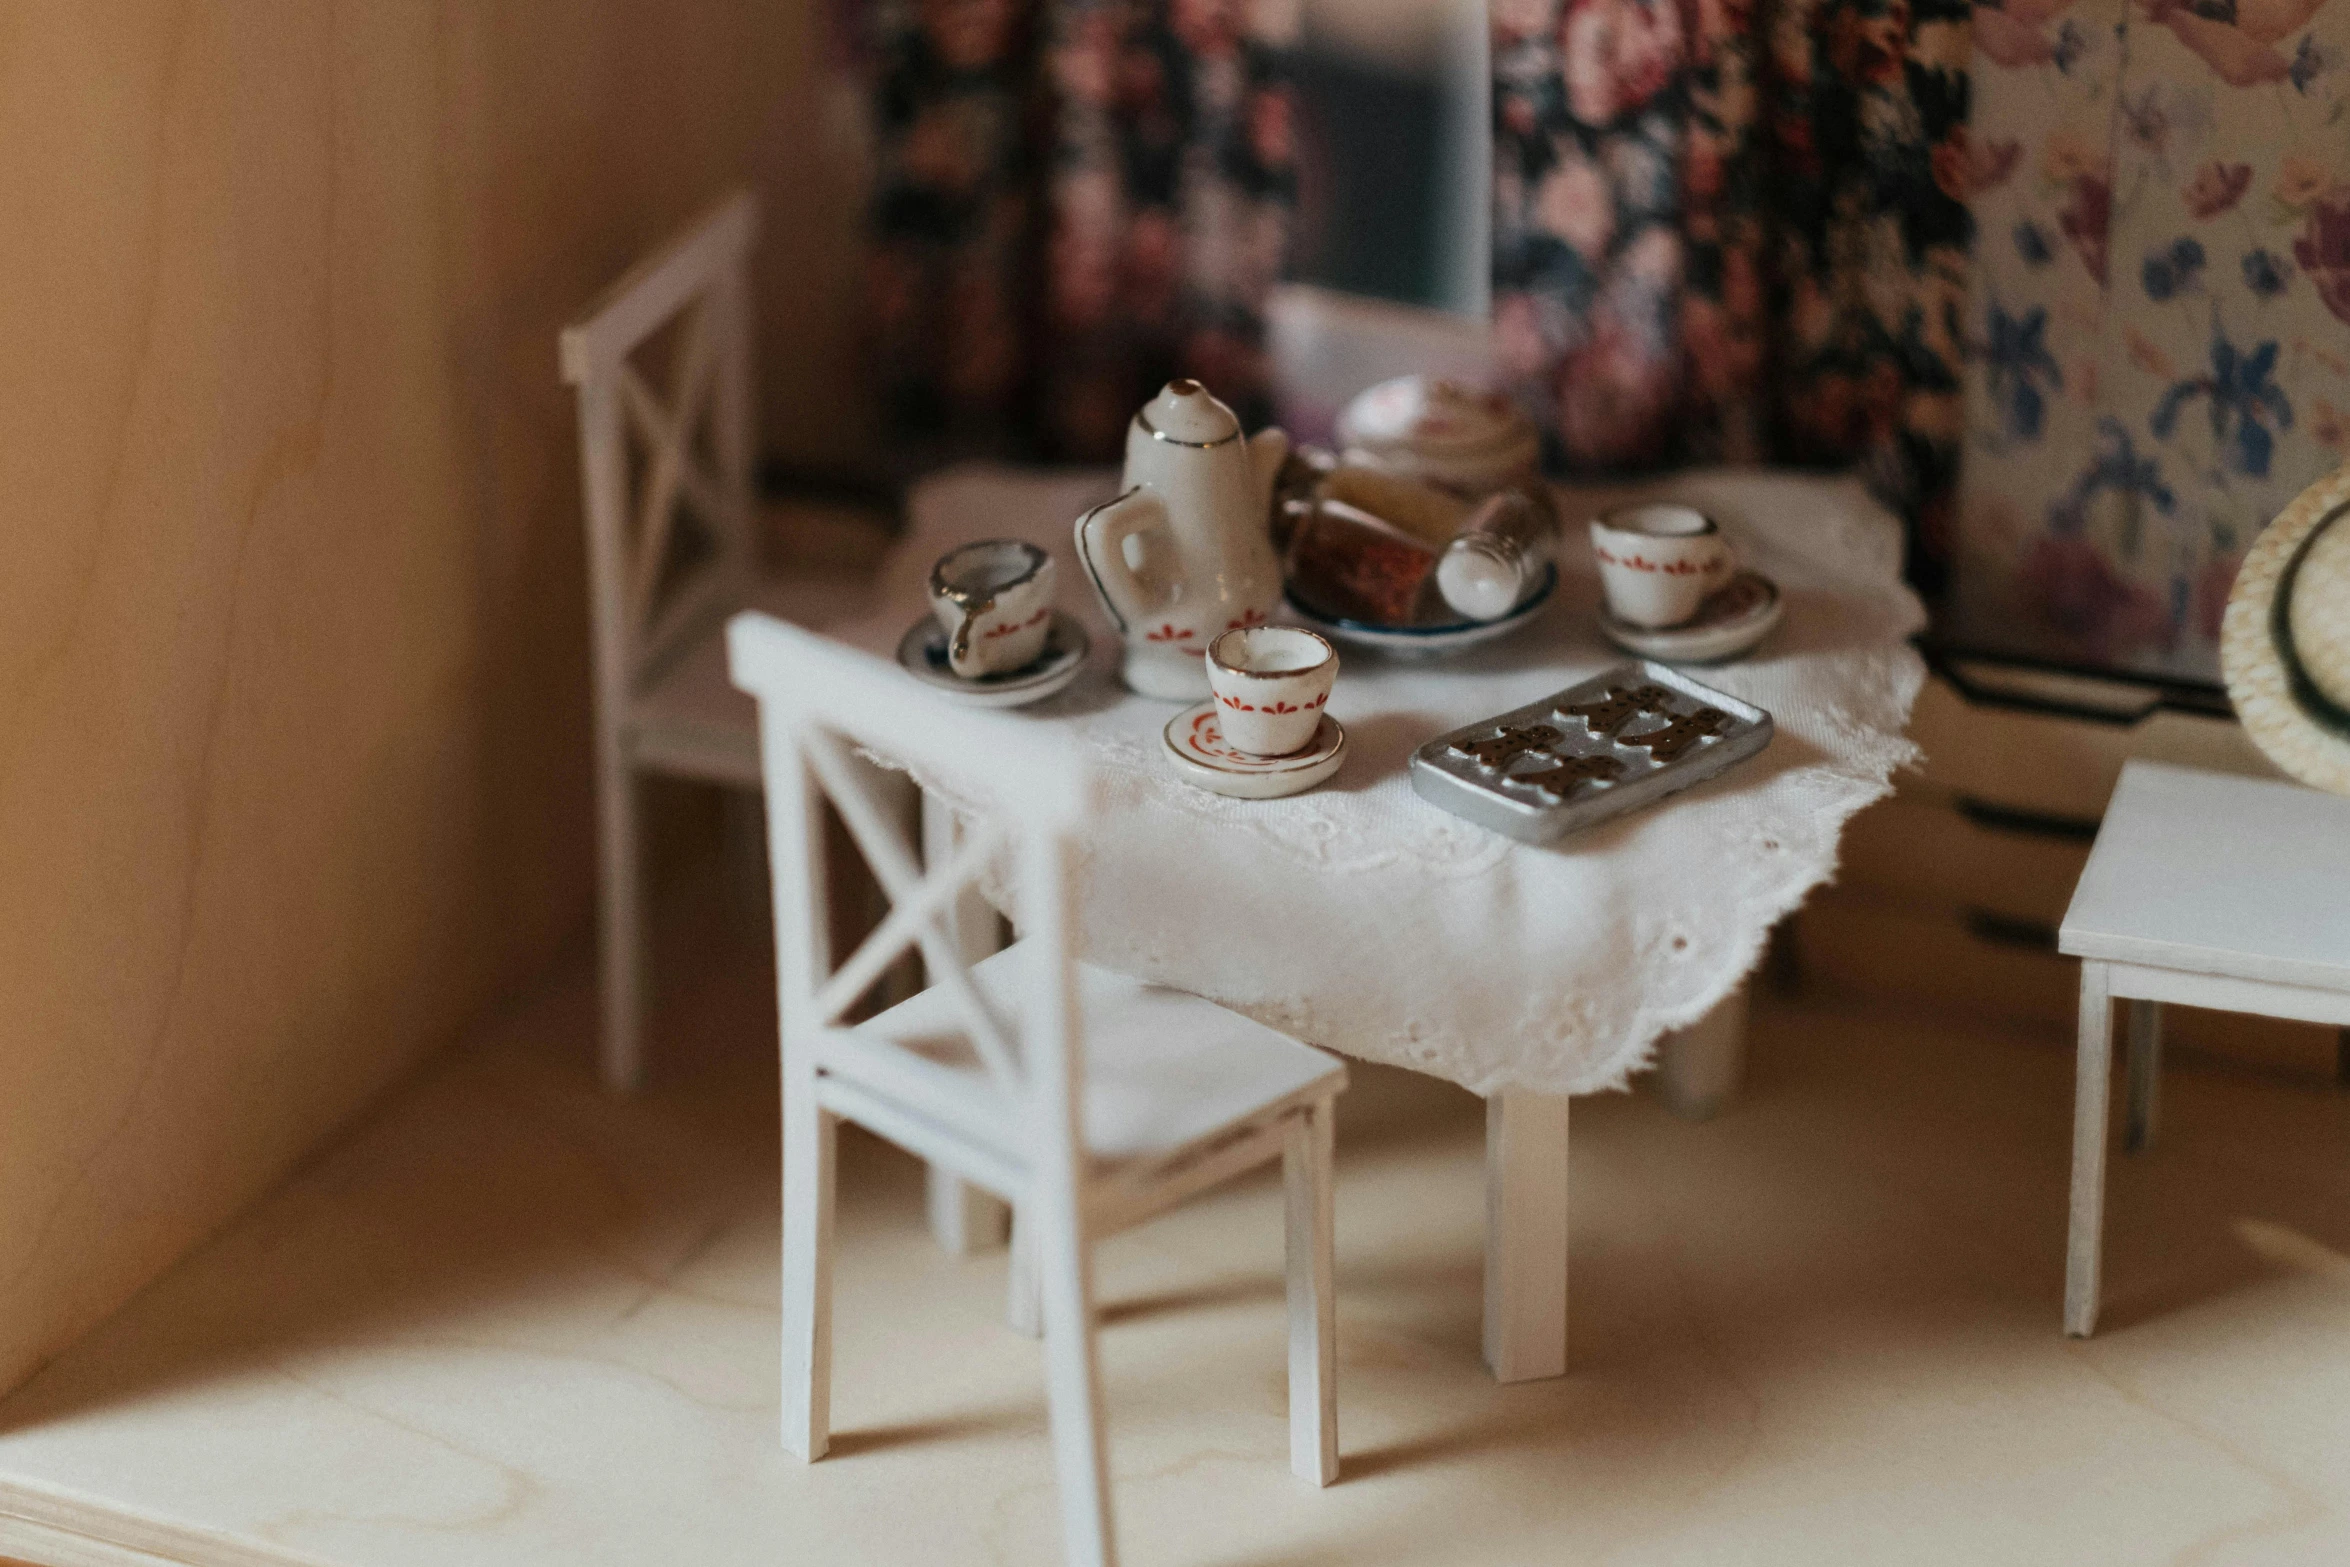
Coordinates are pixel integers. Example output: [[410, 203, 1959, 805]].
[[1160, 701, 1347, 799]]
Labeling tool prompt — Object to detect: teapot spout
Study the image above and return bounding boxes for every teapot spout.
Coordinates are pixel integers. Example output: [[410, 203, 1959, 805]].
[[1246, 425, 1292, 509]]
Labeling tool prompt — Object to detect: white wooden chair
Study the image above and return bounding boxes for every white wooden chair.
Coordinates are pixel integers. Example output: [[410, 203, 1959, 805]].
[[558, 191, 824, 1091], [728, 612, 1348, 1567], [560, 194, 1009, 1253]]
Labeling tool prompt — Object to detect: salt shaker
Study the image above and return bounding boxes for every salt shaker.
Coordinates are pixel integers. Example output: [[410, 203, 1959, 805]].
[[1435, 490, 1557, 621]]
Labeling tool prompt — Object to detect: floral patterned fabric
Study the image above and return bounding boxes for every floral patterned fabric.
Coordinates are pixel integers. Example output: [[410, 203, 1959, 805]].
[[1952, 0, 2349, 681], [863, 0, 2344, 678], [1490, 0, 1976, 590], [867, 0, 1298, 462]]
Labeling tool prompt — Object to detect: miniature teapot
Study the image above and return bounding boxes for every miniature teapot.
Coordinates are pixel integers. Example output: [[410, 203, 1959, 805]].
[[1074, 380, 1289, 699]]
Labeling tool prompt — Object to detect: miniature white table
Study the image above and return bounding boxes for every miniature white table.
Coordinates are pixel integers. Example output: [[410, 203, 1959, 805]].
[[844, 464, 1926, 1381], [2060, 761, 2350, 1336]]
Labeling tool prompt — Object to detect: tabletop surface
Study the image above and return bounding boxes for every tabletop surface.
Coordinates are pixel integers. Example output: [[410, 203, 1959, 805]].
[[841, 464, 1927, 1096], [2060, 761, 2350, 992]]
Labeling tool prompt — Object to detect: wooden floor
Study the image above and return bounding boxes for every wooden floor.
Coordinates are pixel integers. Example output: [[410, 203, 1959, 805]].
[[5, 904, 2350, 1566]]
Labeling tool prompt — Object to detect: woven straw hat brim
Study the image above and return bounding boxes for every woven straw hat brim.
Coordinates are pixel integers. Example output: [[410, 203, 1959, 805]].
[[2221, 463, 2350, 797]]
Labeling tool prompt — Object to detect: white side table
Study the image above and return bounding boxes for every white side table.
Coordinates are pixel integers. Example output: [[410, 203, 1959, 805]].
[[2058, 761, 2350, 1336]]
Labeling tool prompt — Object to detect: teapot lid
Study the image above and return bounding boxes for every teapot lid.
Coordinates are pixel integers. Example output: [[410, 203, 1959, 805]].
[[1137, 379, 1242, 446]]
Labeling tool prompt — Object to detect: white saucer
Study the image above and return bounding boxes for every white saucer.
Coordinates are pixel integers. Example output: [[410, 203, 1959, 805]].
[[1284, 563, 1556, 659], [1599, 571, 1782, 664], [1161, 703, 1347, 798], [896, 610, 1091, 707]]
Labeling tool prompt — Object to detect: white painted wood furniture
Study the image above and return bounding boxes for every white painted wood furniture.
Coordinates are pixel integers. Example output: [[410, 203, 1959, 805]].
[[728, 613, 1348, 1567], [828, 466, 1925, 1386], [561, 193, 1010, 1254], [2061, 761, 2350, 1336], [559, 191, 764, 1092]]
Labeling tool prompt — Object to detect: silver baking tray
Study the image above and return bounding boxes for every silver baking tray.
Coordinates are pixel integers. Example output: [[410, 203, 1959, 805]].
[[1408, 661, 1773, 843]]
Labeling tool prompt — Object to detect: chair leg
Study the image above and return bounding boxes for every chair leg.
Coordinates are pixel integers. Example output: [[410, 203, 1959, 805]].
[[781, 1088, 837, 1460], [929, 1166, 1012, 1257], [1007, 1204, 1043, 1338], [2124, 998, 2162, 1153], [596, 752, 645, 1093], [1034, 1194, 1116, 1567], [2066, 962, 2114, 1338], [1284, 1101, 1339, 1486]]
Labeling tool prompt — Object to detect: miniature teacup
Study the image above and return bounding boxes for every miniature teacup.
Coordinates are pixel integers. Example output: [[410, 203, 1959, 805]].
[[1206, 626, 1337, 757], [1588, 504, 1735, 628], [929, 539, 1055, 678]]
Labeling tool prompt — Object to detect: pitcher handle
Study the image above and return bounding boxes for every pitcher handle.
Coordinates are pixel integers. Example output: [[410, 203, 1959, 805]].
[[1074, 487, 1167, 636]]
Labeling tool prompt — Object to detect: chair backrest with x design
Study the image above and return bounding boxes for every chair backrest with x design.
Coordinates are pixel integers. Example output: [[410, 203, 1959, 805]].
[[561, 191, 759, 701], [727, 611, 1095, 1194]]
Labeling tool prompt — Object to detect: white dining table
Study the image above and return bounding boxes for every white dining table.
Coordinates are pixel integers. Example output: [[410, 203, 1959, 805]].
[[837, 462, 1927, 1381]]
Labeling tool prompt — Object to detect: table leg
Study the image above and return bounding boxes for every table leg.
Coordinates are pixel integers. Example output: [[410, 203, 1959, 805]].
[[1484, 1091, 1569, 1383], [2066, 961, 2113, 1338], [920, 791, 1011, 1256], [1655, 984, 1750, 1122], [2124, 998, 2162, 1153]]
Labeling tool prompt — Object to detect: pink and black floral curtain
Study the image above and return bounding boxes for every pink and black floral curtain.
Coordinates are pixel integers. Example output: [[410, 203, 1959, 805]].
[[1491, 0, 1976, 588], [866, 0, 1297, 463], [865, 0, 2343, 654], [865, 0, 1978, 581]]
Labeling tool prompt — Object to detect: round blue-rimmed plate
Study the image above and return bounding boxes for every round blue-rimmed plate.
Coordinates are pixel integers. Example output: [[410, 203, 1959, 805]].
[[1284, 562, 1556, 658]]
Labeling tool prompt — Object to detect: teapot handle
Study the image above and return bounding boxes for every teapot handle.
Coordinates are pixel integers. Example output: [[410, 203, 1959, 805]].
[[1074, 487, 1167, 636]]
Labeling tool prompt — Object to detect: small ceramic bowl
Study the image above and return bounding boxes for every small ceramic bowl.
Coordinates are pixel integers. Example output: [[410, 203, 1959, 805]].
[[1205, 626, 1338, 757]]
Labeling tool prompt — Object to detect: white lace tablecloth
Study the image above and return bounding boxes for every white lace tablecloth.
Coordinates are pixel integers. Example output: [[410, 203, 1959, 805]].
[[838, 464, 1925, 1097]]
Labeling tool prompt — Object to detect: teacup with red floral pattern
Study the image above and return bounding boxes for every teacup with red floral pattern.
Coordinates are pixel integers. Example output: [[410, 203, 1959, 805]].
[[1206, 627, 1337, 757], [1588, 504, 1735, 628]]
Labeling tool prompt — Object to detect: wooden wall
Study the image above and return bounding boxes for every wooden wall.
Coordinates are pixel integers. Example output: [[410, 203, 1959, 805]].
[[0, 0, 868, 1398]]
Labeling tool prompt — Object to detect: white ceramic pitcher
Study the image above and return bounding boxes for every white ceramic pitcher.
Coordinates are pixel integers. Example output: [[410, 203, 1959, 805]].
[[1074, 380, 1290, 699]]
